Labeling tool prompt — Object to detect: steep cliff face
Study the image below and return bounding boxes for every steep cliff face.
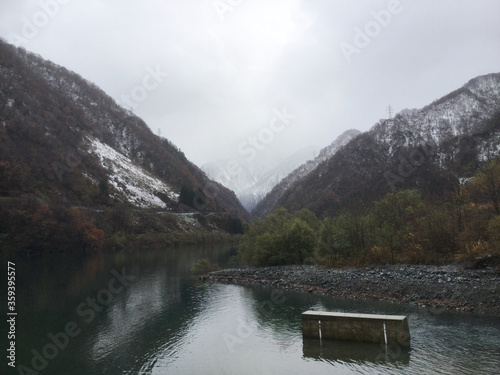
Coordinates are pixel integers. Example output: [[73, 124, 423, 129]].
[[0, 40, 248, 219], [255, 73, 500, 218]]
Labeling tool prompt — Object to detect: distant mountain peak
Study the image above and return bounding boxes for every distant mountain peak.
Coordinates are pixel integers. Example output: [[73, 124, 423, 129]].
[[202, 145, 319, 211]]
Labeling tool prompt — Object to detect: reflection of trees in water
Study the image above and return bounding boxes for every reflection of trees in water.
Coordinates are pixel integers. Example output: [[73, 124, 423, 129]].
[[20, 243, 234, 309], [240, 286, 306, 352], [86, 245, 234, 370], [11, 245, 233, 375]]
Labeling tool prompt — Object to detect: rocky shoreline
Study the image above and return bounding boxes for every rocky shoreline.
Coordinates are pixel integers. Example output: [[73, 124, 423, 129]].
[[204, 264, 500, 315]]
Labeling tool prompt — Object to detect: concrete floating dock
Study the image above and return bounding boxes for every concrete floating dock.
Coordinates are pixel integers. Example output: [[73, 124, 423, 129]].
[[302, 311, 410, 347]]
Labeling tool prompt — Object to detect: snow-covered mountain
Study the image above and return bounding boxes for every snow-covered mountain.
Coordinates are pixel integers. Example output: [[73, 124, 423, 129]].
[[86, 136, 179, 208], [371, 73, 500, 160], [201, 161, 259, 204], [0, 39, 248, 219], [252, 129, 360, 217], [254, 73, 500, 218], [202, 145, 317, 211]]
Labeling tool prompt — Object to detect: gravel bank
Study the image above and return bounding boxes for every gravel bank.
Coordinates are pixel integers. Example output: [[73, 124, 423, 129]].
[[204, 264, 500, 315]]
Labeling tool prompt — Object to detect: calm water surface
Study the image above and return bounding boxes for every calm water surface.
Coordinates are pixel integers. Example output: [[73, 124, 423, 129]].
[[2, 246, 499, 375]]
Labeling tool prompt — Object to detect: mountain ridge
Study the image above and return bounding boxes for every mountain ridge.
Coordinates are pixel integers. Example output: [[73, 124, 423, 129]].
[[0, 39, 249, 219], [252, 128, 361, 217], [254, 72, 500, 218]]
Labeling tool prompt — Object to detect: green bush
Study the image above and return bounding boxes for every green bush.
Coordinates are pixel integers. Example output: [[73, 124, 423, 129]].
[[239, 207, 316, 266]]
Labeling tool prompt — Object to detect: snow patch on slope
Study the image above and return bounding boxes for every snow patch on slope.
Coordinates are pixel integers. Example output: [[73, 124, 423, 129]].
[[87, 137, 178, 208]]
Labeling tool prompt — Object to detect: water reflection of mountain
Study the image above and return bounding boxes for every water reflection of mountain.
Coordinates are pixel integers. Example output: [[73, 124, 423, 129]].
[[8, 245, 234, 375], [86, 245, 234, 374], [10, 247, 499, 375]]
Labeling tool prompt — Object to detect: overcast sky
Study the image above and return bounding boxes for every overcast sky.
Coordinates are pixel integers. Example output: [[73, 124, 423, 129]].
[[1, 0, 499, 167]]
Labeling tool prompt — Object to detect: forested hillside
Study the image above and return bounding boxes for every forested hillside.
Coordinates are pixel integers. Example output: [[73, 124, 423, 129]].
[[0, 39, 248, 252], [264, 73, 500, 218], [253, 129, 361, 217], [0, 39, 248, 217], [239, 157, 500, 267]]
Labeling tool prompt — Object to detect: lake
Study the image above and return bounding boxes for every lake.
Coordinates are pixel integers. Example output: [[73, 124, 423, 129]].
[[3, 245, 499, 375]]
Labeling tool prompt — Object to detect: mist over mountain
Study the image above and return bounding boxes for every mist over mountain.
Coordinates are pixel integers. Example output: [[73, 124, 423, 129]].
[[254, 73, 500, 218], [0, 39, 249, 220], [1, 35, 499, 228], [253, 129, 361, 217], [202, 145, 317, 211]]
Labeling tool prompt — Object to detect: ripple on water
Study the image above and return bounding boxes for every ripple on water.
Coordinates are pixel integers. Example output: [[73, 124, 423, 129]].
[[103, 281, 500, 375]]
